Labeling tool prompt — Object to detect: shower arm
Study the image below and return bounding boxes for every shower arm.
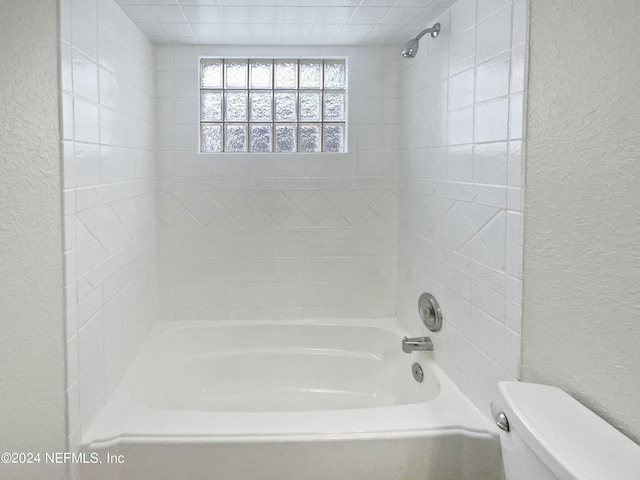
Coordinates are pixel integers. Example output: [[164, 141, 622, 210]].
[[415, 24, 441, 40]]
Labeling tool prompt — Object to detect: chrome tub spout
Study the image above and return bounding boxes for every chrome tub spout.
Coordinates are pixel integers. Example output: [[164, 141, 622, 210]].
[[402, 336, 434, 353]]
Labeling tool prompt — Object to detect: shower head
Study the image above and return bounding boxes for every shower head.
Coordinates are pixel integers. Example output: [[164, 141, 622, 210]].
[[401, 23, 440, 59]]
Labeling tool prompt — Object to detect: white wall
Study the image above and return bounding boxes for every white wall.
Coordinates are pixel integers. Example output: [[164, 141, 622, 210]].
[[522, 0, 640, 443], [60, 0, 157, 460], [0, 0, 67, 478], [397, 0, 526, 414], [155, 45, 399, 321]]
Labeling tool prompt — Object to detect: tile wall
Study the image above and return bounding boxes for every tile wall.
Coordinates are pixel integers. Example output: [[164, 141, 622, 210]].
[[59, 0, 157, 462], [155, 45, 399, 321], [396, 0, 526, 414]]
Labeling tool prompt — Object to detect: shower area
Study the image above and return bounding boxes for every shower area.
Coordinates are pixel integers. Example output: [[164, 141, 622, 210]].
[[60, 0, 526, 478]]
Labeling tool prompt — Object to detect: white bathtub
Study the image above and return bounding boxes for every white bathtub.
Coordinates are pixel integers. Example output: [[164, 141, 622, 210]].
[[80, 319, 501, 480]]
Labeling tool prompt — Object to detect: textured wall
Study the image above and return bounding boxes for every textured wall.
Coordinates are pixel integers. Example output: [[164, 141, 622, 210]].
[[60, 0, 157, 461], [397, 0, 526, 414], [156, 45, 399, 321], [0, 0, 67, 478], [522, 0, 640, 443]]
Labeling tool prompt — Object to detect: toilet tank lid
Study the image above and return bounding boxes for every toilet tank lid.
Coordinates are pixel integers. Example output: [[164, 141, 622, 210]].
[[498, 382, 640, 480]]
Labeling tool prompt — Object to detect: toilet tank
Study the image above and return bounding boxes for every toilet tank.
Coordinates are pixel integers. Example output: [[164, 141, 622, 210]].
[[495, 381, 640, 480]]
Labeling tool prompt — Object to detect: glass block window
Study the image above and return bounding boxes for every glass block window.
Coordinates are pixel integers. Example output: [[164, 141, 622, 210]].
[[199, 58, 347, 153]]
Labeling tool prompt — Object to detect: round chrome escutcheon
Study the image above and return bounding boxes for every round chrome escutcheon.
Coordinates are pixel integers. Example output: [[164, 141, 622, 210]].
[[412, 363, 424, 382], [418, 292, 443, 332]]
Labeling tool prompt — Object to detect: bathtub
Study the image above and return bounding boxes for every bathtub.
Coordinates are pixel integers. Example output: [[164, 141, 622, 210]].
[[80, 319, 501, 480]]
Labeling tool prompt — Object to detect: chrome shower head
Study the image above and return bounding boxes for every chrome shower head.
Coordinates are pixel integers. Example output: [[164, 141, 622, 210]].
[[401, 23, 440, 59], [401, 38, 420, 59]]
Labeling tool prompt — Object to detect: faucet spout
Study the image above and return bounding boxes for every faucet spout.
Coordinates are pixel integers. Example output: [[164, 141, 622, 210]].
[[402, 336, 434, 353]]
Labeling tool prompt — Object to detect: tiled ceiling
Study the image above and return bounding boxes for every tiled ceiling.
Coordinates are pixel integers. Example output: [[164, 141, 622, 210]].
[[114, 0, 456, 46]]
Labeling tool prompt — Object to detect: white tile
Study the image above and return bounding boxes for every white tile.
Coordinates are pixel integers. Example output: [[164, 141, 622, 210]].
[[472, 280, 505, 323], [97, 26, 119, 73], [471, 306, 504, 363], [156, 124, 175, 151], [508, 140, 522, 187], [449, 27, 475, 76], [504, 329, 521, 378], [506, 275, 521, 303], [475, 51, 509, 103], [102, 294, 124, 342], [176, 283, 202, 309], [66, 335, 79, 385], [72, 2, 98, 59], [447, 145, 473, 181], [477, 0, 510, 23], [506, 211, 521, 246], [62, 93, 75, 141], [509, 93, 524, 140], [74, 142, 101, 187], [67, 380, 80, 433], [478, 210, 506, 269], [510, 43, 525, 94], [424, 46, 449, 87], [174, 71, 198, 98], [448, 106, 474, 145], [62, 142, 76, 190], [174, 124, 198, 151], [100, 145, 121, 184], [99, 67, 118, 109], [173, 47, 200, 72], [104, 327, 125, 384], [507, 186, 521, 212], [445, 267, 472, 301], [78, 311, 104, 372], [61, 42, 73, 93], [474, 97, 508, 143], [77, 283, 104, 329], [99, 107, 118, 146], [448, 68, 474, 111], [98, 0, 123, 32], [73, 98, 100, 144], [473, 141, 508, 185], [61, 0, 73, 44], [62, 232, 75, 278], [476, 6, 511, 63], [506, 243, 521, 277], [174, 98, 199, 124], [449, 0, 476, 37], [156, 98, 174, 125], [78, 351, 105, 426], [505, 299, 521, 333], [154, 46, 175, 72], [512, 0, 527, 46]]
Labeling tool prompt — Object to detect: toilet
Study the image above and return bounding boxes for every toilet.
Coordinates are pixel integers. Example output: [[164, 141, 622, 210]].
[[493, 381, 640, 480]]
